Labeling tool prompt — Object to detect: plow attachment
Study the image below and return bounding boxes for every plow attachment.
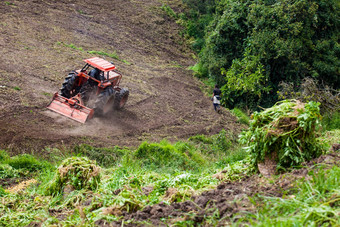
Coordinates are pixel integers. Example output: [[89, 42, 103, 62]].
[[47, 93, 94, 123]]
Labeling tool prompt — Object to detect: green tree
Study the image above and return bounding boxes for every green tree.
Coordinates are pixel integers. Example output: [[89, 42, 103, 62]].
[[185, 0, 340, 109]]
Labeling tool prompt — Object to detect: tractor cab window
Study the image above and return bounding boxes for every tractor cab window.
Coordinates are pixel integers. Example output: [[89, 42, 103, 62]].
[[89, 68, 104, 81]]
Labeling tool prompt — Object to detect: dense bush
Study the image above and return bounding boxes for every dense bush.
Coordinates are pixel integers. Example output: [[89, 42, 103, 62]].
[[182, 0, 340, 110]]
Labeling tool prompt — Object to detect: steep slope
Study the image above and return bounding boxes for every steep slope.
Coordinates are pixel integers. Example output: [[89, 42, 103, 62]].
[[0, 0, 242, 154]]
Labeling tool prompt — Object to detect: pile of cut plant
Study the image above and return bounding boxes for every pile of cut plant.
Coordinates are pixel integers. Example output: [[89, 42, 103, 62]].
[[240, 100, 324, 174]]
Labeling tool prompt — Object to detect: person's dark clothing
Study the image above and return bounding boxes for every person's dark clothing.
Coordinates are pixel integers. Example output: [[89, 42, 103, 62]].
[[213, 88, 221, 96], [213, 88, 221, 112]]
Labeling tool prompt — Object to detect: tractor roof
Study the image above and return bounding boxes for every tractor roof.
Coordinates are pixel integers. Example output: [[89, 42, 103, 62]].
[[84, 57, 116, 72]]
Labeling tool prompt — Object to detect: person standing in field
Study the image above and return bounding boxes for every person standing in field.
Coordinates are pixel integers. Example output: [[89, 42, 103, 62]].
[[212, 84, 221, 113]]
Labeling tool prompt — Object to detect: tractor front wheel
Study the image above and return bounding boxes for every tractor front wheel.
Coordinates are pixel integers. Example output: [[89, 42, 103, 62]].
[[60, 72, 80, 98], [114, 88, 129, 110]]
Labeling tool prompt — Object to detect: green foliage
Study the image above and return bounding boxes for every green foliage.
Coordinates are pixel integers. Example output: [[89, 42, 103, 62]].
[[0, 150, 9, 161], [74, 144, 129, 167], [0, 164, 20, 179], [216, 146, 248, 168], [240, 100, 324, 170], [221, 49, 272, 108], [0, 186, 7, 197], [189, 129, 233, 155], [160, 4, 178, 19], [184, 0, 340, 109], [5, 154, 52, 172], [45, 157, 101, 195], [13, 86, 21, 91], [322, 112, 340, 131], [231, 108, 250, 125], [134, 140, 204, 172], [181, 0, 217, 52], [246, 165, 340, 226]]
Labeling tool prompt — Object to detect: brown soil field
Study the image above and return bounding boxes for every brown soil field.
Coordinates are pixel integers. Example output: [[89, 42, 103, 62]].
[[0, 0, 243, 155]]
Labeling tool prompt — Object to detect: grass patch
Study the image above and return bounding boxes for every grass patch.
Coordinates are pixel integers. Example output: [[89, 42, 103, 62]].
[[243, 165, 340, 226], [0, 164, 20, 179], [322, 111, 340, 131], [13, 86, 21, 91], [160, 4, 178, 19], [63, 43, 83, 51], [88, 50, 131, 65], [4, 2, 14, 6], [74, 144, 129, 168], [4, 154, 53, 172], [55, 41, 131, 64], [45, 157, 100, 195], [321, 129, 340, 150], [231, 108, 250, 125]]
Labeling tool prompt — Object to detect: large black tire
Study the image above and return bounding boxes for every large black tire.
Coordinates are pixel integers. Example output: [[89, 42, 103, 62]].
[[93, 87, 115, 115], [60, 72, 80, 98], [79, 81, 96, 106], [114, 88, 129, 110]]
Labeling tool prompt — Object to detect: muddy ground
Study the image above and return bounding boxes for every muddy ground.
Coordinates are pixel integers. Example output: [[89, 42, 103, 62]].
[[0, 0, 243, 155]]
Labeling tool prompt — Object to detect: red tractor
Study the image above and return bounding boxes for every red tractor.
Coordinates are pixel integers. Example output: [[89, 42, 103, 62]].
[[47, 57, 129, 123]]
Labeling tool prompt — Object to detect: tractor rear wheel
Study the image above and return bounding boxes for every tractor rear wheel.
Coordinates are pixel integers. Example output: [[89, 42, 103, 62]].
[[94, 87, 115, 115], [114, 88, 129, 110], [60, 72, 80, 98]]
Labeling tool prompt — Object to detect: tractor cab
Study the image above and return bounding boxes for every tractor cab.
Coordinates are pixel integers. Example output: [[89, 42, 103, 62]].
[[80, 57, 122, 87]]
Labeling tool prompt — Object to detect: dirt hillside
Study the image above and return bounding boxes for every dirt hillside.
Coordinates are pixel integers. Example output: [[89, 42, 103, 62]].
[[0, 0, 242, 155]]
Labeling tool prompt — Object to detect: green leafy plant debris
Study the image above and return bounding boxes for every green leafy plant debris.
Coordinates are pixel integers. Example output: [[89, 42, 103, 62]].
[[240, 100, 324, 171], [45, 157, 101, 195]]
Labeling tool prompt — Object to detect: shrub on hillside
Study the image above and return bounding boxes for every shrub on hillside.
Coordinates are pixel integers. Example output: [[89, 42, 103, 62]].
[[5, 154, 52, 171], [240, 100, 324, 173], [134, 140, 205, 172]]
